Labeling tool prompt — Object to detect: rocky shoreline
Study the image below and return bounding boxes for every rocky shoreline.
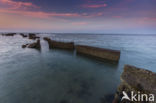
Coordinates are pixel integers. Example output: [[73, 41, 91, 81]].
[[113, 65, 156, 103], [1, 33, 156, 103]]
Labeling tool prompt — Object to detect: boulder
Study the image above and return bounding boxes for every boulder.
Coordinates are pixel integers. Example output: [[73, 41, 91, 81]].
[[75, 45, 120, 61], [22, 44, 28, 48], [22, 40, 41, 49], [43, 37, 74, 50], [2, 33, 16, 36], [28, 33, 40, 40], [20, 33, 27, 38], [43, 37, 51, 42], [113, 65, 156, 103], [27, 40, 41, 49]]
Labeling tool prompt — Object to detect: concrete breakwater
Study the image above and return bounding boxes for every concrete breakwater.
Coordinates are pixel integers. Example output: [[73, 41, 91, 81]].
[[43, 37, 74, 50], [0, 34, 121, 62], [75, 45, 120, 61], [113, 65, 156, 103], [43, 37, 120, 61]]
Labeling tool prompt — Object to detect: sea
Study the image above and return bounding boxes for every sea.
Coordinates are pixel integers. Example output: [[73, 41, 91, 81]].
[[0, 33, 156, 103]]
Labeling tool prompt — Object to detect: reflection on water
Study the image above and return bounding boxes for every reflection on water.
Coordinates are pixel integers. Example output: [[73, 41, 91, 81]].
[[0, 34, 156, 103]]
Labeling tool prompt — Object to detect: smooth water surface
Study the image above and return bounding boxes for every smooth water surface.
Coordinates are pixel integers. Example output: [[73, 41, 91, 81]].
[[0, 34, 156, 103]]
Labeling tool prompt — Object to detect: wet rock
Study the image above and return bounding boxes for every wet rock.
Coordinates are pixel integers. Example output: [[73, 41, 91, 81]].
[[22, 44, 28, 48], [22, 40, 41, 49], [43, 37, 51, 41], [2, 33, 16, 36], [27, 40, 41, 49], [75, 45, 120, 61], [113, 65, 156, 103], [29, 33, 40, 40], [20, 33, 27, 38], [43, 37, 74, 50]]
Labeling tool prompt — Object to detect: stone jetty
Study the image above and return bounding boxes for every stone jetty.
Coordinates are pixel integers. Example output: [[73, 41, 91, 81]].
[[43, 37, 74, 50], [113, 65, 156, 103], [75, 45, 120, 61]]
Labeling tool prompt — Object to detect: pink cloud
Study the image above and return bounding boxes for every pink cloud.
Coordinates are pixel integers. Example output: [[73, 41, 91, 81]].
[[0, 8, 105, 19], [0, 9, 81, 18], [82, 4, 107, 8], [0, 0, 39, 9], [0, 0, 106, 19]]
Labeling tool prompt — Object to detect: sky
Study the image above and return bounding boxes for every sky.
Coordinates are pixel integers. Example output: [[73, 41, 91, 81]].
[[0, 0, 156, 34]]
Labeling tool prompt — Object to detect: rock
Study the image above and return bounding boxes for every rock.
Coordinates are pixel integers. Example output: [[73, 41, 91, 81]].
[[20, 33, 27, 38], [27, 40, 41, 49], [2, 33, 16, 36], [22, 44, 28, 48], [43, 37, 51, 42], [75, 45, 120, 61], [113, 65, 156, 103], [28, 33, 40, 40], [43, 37, 74, 50]]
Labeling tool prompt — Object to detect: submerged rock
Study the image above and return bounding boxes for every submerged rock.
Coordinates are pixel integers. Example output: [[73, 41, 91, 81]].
[[43, 37, 74, 50], [75, 45, 120, 61], [100, 94, 115, 103], [28, 33, 40, 40], [113, 65, 156, 103]]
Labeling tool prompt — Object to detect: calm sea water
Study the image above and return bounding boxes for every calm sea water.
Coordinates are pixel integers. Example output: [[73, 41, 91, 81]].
[[0, 33, 156, 103]]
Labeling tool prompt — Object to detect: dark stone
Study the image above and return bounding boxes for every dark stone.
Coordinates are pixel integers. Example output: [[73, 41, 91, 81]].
[[20, 33, 27, 38], [27, 40, 41, 49], [2, 33, 16, 36], [113, 65, 156, 103], [28, 33, 40, 40], [121, 65, 156, 94], [43, 37, 51, 41], [22, 44, 27, 48]]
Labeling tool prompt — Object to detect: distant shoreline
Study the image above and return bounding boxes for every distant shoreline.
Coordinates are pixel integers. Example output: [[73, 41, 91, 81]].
[[0, 32, 156, 36]]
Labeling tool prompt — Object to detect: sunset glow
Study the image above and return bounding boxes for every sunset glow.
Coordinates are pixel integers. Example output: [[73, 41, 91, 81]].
[[0, 0, 156, 33]]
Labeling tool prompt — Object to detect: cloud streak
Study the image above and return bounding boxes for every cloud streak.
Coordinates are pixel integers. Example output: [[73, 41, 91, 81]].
[[82, 4, 107, 8], [0, 9, 81, 18], [0, 0, 39, 9]]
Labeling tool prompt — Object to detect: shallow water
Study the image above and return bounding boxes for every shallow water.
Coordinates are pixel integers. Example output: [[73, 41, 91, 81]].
[[0, 34, 156, 103]]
